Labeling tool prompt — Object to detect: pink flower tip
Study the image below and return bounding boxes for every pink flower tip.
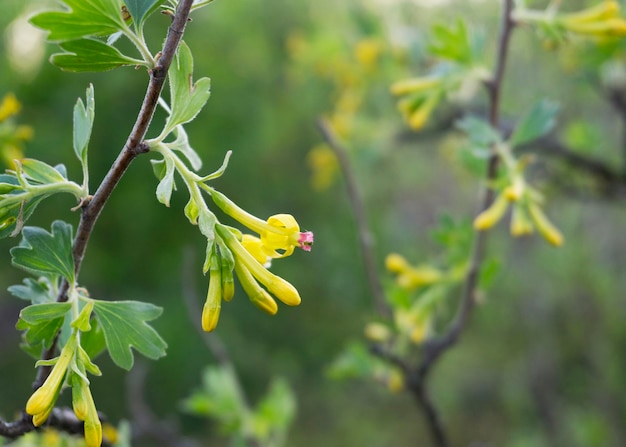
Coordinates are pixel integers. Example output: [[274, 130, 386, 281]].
[[298, 231, 314, 251]]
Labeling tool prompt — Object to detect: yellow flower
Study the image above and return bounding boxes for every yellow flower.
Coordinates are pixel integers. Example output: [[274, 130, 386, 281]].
[[527, 203, 564, 246], [71, 373, 102, 447], [209, 189, 314, 257], [405, 93, 441, 131], [364, 322, 392, 342], [386, 368, 405, 393], [559, 1, 626, 37], [26, 337, 76, 424], [386, 253, 442, 290], [560, 1, 620, 26], [355, 38, 382, 71], [241, 234, 271, 266], [0, 93, 21, 122], [473, 192, 510, 231], [307, 143, 339, 191], [390, 76, 442, 96]]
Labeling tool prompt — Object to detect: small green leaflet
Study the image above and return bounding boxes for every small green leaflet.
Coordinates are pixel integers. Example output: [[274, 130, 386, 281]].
[[53, 38, 143, 72], [8, 277, 58, 304], [10, 221, 75, 284], [509, 99, 560, 147], [124, 0, 167, 29], [155, 156, 176, 207], [19, 159, 67, 184], [456, 115, 501, 158], [93, 300, 167, 370], [165, 41, 211, 133], [73, 85, 95, 168], [0, 196, 48, 240], [16, 302, 72, 349]]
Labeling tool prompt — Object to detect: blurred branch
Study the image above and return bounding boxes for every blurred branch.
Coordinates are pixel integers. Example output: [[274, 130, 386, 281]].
[[316, 118, 391, 318], [371, 2, 517, 447], [1, 0, 196, 442], [0, 408, 112, 446], [126, 362, 200, 447]]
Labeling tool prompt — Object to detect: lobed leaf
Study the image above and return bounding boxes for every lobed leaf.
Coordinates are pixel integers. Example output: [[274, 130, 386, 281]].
[[16, 302, 72, 349], [124, 0, 168, 29], [92, 300, 167, 370], [30, 0, 127, 42], [53, 38, 143, 72], [10, 221, 75, 283], [166, 41, 211, 131]]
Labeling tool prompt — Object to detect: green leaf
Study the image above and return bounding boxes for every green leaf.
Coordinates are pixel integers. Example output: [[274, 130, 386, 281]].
[[53, 38, 143, 72], [8, 277, 58, 304], [92, 300, 167, 370], [456, 115, 501, 156], [0, 195, 48, 240], [254, 378, 297, 434], [30, 0, 127, 42], [80, 317, 107, 360], [124, 0, 167, 28], [181, 365, 246, 432], [19, 159, 67, 184], [428, 19, 476, 65], [16, 302, 72, 349], [166, 41, 211, 131], [155, 156, 176, 207], [325, 341, 379, 380], [10, 221, 75, 284], [509, 99, 560, 147], [74, 85, 95, 165]]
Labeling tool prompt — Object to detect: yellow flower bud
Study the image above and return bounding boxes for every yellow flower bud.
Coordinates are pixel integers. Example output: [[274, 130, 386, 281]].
[[390, 77, 441, 96], [266, 275, 301, 306], [385, 253, 409, 273], [26, 338, 76, 419], [564, 17, 626, 37], [387, 369, 405, 393], [364, 322, 392, 342], [234, 262, 278, 315], [407, 94, 439, 131], [202, 267, 222, 332], [473, 192, 510, 231], [510, 203, 534, 236], [0, 93, 21, 122], [560, 1, 620, 26], [528, 203, 564, 246]]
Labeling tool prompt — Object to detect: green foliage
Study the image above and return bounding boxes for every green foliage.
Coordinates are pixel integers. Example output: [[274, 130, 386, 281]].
[[92, 300, 167, 370], [509, 99, 560, 148], [10, 221, 75, 284], [163, 41, 212, 134], [182, 365, 296, 446], [16, 302, 72, 350]]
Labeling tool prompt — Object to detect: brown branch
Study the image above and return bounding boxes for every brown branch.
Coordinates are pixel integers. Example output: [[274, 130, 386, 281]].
[[316, 118, 391, 318], [371, 2, 517, 446], [1, 0, 195, 440]]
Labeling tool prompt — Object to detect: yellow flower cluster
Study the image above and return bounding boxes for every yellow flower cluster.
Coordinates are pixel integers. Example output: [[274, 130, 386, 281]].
[[558, 1, 626, 37], [473, 157, 563, 247], [0, 93, 32, 168], [200, 188, 313, 332], [390, 76, 444, 131], [25, 304, 104, 447]]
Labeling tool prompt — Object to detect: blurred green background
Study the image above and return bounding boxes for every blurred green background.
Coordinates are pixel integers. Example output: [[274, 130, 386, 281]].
[[1, 0, 626, 446]]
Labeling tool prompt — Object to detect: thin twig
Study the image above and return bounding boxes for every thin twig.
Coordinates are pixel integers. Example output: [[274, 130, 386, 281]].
[[1, 0, 195, 440], [316, 118, 391, 318], [375, 2, 517, 446]]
